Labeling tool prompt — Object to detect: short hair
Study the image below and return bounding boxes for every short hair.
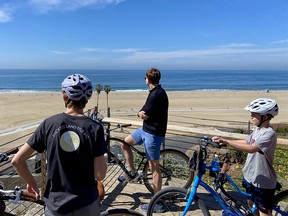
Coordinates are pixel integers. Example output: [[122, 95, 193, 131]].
[[63, 91, 88, 109], [146, 68, 161, 84]]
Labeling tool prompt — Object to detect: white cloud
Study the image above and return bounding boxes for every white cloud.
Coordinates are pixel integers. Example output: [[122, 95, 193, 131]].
[[51, 50, 71, 54], [0, 7, 12, 23], [79, 47, 104, 52], [28, 0, 126, 12], [273, 39, 288, 44], [78, 47, 144, 53], [122, 47, 288, 62], [217, 43, 256, 48], [112, 48, 144, 53]]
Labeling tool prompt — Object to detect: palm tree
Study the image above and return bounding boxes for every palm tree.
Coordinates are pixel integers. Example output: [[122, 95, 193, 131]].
[[95, 84, 102, 110], [104, 85, 111, 117]]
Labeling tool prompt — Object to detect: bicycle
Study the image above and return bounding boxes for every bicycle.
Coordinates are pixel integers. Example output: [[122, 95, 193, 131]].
[[101, 121, 194, 194], [146, 136, 288, 215]]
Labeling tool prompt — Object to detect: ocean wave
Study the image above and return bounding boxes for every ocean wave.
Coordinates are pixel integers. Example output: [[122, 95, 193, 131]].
[[0, 88, 283, 94], [0, 90, 59, 94], [114, 89, 148, 92]]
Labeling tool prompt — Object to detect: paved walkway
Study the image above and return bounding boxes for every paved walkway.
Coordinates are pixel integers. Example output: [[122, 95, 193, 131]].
[[100, 164, 224, 215]]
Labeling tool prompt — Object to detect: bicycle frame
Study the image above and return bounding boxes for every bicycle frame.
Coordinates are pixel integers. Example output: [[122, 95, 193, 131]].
[[106, 137, 147, 180], [183, 137, 288, 216], [183, 162, 230, 215], [222, 174, 288, 215]]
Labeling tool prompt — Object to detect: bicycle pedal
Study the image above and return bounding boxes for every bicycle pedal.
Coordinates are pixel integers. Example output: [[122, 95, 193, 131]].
[[118, 176, 127, 186], [121, 181, 128, 186]]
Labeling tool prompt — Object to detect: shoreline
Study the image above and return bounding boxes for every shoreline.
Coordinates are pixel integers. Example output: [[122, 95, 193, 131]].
[[0, 90, 287, 131], [0, 90, 287, 150], [0, 89, 287, 93]]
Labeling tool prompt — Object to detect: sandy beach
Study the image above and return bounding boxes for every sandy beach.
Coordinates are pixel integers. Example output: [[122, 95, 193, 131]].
[[0, 90, 287, 131], [0, 89, 287, 152]]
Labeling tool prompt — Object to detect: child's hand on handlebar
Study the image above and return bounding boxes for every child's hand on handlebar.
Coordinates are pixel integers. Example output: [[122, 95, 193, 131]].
[[212, 136, 228, 147]]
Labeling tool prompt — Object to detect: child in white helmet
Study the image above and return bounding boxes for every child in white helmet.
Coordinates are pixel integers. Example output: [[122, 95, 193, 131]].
[[213, 98, 279, 216]]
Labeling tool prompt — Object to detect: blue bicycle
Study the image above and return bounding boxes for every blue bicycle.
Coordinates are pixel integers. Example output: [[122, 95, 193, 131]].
[[147, 136, 288, 216]]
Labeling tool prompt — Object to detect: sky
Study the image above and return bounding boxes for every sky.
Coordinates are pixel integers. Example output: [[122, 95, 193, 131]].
[[0, 0, 287, 70]]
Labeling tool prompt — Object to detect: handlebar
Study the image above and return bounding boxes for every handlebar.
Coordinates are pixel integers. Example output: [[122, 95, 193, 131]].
[[0, 187, 45, 205], [117, 123, 132, 128], [198, 136, 221, 148], [21, 191, 39, 200]]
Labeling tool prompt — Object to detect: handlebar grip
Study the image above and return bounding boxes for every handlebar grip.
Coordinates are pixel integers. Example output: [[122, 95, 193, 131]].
[[201, 136, 221, 148], [117, 123, 132, 128], [21, 191, 45, 205], [21, 191, 38, 199], [207, 140, 221, 148], [122, 124, 132, 128], [5, 147, 19, 156]]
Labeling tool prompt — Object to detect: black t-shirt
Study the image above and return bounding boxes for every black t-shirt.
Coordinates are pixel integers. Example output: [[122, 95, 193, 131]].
[[141, 85, 169, 136], [27, 113, 107, 214]]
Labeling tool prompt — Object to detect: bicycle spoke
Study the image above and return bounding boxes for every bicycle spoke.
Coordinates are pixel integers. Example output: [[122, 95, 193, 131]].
[[143, 149, 193, 194]]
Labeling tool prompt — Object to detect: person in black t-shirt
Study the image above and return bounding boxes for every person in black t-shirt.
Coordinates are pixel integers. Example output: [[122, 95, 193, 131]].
[[120, 68, 169, 212], [12, 74, 107, 216]]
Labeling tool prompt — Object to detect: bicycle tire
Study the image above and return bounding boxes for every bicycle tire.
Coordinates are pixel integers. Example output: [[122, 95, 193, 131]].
[[108, 138, 127, 161], [143, 149, 193, 194], [101, 208, 144, 216], [146, 187, 210, 216], [273, 189, 288, 216]]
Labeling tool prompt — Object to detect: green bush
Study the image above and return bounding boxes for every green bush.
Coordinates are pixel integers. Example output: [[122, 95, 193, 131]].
[[275, 126, 288, 138]]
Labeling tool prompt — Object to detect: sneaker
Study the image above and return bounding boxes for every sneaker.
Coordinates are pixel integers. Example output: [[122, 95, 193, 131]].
[[126, 171, 139, 182], [140, 202, 166, 213], [118, 171, 139, 184]]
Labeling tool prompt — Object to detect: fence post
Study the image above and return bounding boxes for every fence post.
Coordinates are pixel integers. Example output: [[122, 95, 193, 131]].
[[107, 107, 110, 118]]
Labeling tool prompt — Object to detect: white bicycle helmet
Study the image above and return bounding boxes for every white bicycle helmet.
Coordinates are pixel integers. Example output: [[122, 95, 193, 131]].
[[61, 74, 93, 101], [244, 98, 278, 117]]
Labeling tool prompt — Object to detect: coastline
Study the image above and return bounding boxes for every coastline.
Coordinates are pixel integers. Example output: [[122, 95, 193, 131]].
[[0, 89, 287, 151], [0, 90, 287, 131]]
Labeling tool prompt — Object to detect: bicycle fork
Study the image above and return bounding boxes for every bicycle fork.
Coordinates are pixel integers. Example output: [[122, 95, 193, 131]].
[[182, 175, 201, 216]]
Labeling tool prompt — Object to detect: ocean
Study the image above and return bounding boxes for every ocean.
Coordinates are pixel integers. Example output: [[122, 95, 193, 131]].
[[0, 69, 287, 92]]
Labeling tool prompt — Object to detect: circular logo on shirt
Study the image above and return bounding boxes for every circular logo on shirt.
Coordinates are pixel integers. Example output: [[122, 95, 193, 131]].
[[60, 131, 80, 152]]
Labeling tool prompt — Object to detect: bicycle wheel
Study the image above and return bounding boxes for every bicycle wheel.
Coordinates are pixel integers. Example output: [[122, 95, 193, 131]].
[[143, 149, 193, 194], [108, 138, 127, 162], [146, 187, 210, 216], [273, 189, 288, 216], [101, 208, 144, 216]]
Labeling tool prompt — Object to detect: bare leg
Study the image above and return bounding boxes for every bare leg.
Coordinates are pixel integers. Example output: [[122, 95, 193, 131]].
[[122, 135, 136, 172], [220, 163, 231, 174], [149, 160, 162, 193]]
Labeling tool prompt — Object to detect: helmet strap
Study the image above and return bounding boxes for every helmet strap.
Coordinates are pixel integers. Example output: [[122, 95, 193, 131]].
[[257, 115, 270, 127]]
